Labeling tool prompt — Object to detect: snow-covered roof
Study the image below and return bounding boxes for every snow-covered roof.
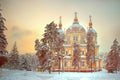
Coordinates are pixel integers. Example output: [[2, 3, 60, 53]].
[[80, 44, 87, 47], [80, 55, 86, 58], [64, 55, 71, 59], [66, 23, 86, 33], [58, 29, 64, 34], [63, 44, 71, 47], [69, 23, 83, 29], [87, 27, 96, 34]]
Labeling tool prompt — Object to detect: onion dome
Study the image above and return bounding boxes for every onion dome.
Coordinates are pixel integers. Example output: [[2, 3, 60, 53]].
[[59, 16, 62, 29], [57, 16, 65, 39], [58, 16, 64, 34], [57, 16, 64, 34], [87, 15, 97, 35], [87, 28, 96, 34], [58, 29, 64, 34], [66, 12, 86, 33]]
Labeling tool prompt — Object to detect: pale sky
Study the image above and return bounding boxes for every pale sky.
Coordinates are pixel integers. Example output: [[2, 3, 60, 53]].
[[0, 0, 120, 54]]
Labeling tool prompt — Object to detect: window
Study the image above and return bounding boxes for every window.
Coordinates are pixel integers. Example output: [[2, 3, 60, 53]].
[[80, 61, 85, 66], [73, 36, 78, 42], [66, 37, 70, 44], [76, 36, 78, 41], [64, 59, 67, 67], [67, 37, 70, 41], [81, 37, 85, 43], [82, 50, 84, 55], [66, 51, 68, 55]]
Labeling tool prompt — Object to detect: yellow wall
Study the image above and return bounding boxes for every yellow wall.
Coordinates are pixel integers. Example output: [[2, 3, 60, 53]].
[[52, 27, 101, 71], [64, 46, 98, 56], [65, 32, 86, 45]]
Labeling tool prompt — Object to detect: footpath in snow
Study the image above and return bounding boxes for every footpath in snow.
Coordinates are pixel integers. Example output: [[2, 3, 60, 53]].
[[0, 69, 120, 80]]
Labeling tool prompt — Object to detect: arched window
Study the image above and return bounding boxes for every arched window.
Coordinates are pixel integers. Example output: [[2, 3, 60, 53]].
[[82, 50, 84, 55], [64, 59, 67, 67], [80, 60, 85, 66], [66, 51, 68, 55], [73, 36, 78, 42], [67, 37, 70, 44]]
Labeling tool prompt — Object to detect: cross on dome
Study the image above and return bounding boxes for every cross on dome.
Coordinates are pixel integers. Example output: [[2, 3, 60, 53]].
[[89, 15, 92, 28], [89, 15, 92, 22], [74, 12, 79, 23], [59, 16, 62, 24], [75, 12, 77, 18], [59, 16, 62, 29]]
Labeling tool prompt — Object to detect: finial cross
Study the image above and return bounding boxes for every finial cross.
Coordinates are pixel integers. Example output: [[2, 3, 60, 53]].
[[75, 12, 77, 18], [59, 16, 62, 24], [89, 15, 92, 21]]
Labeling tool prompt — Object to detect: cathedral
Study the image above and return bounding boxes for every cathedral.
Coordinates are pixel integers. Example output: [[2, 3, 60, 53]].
[[52, 12, 101, 72]]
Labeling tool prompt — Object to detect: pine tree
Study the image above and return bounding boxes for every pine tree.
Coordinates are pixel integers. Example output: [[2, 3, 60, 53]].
[[35, 39, 49, 72], [106, 39, 119, 73], [0, 6, 8, 67], [41, 22, 63, 52], [35, 22, 64, 73], [8, 42, 19, 69], [86, 31, 95, 71], [118, 45, 120, 71], [72, 43, 80, 69]]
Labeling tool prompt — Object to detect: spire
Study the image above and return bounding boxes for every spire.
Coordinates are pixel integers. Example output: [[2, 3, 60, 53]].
[[59, 16, 62, 29], [75, 12, 77, 18], [89, 15, 92, 28], [74, 12, 79, 23]]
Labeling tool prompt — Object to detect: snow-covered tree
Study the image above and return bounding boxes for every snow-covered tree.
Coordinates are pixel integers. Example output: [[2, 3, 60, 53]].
[[30, 54, 40, 71], [98, 52, 108, 68], [35, 39, 49, 71], [0, 7, 8, 67], [35, 22, 64, 73], [8, 42, 19, 69], [117, 45, 120, 71], [26, 54, 39, 71], [19, 54, 30, 70], [118, 45, 120, 56], [72, 43, 80, 69], [19, 54, 39, 71], [106, 39, 119, 73], [41, 22, 64, 52], [86, 30, 95, 69]]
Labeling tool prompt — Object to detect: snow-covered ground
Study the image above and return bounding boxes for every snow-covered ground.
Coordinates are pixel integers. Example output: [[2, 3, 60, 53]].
[[0, 69, 120, 80]]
